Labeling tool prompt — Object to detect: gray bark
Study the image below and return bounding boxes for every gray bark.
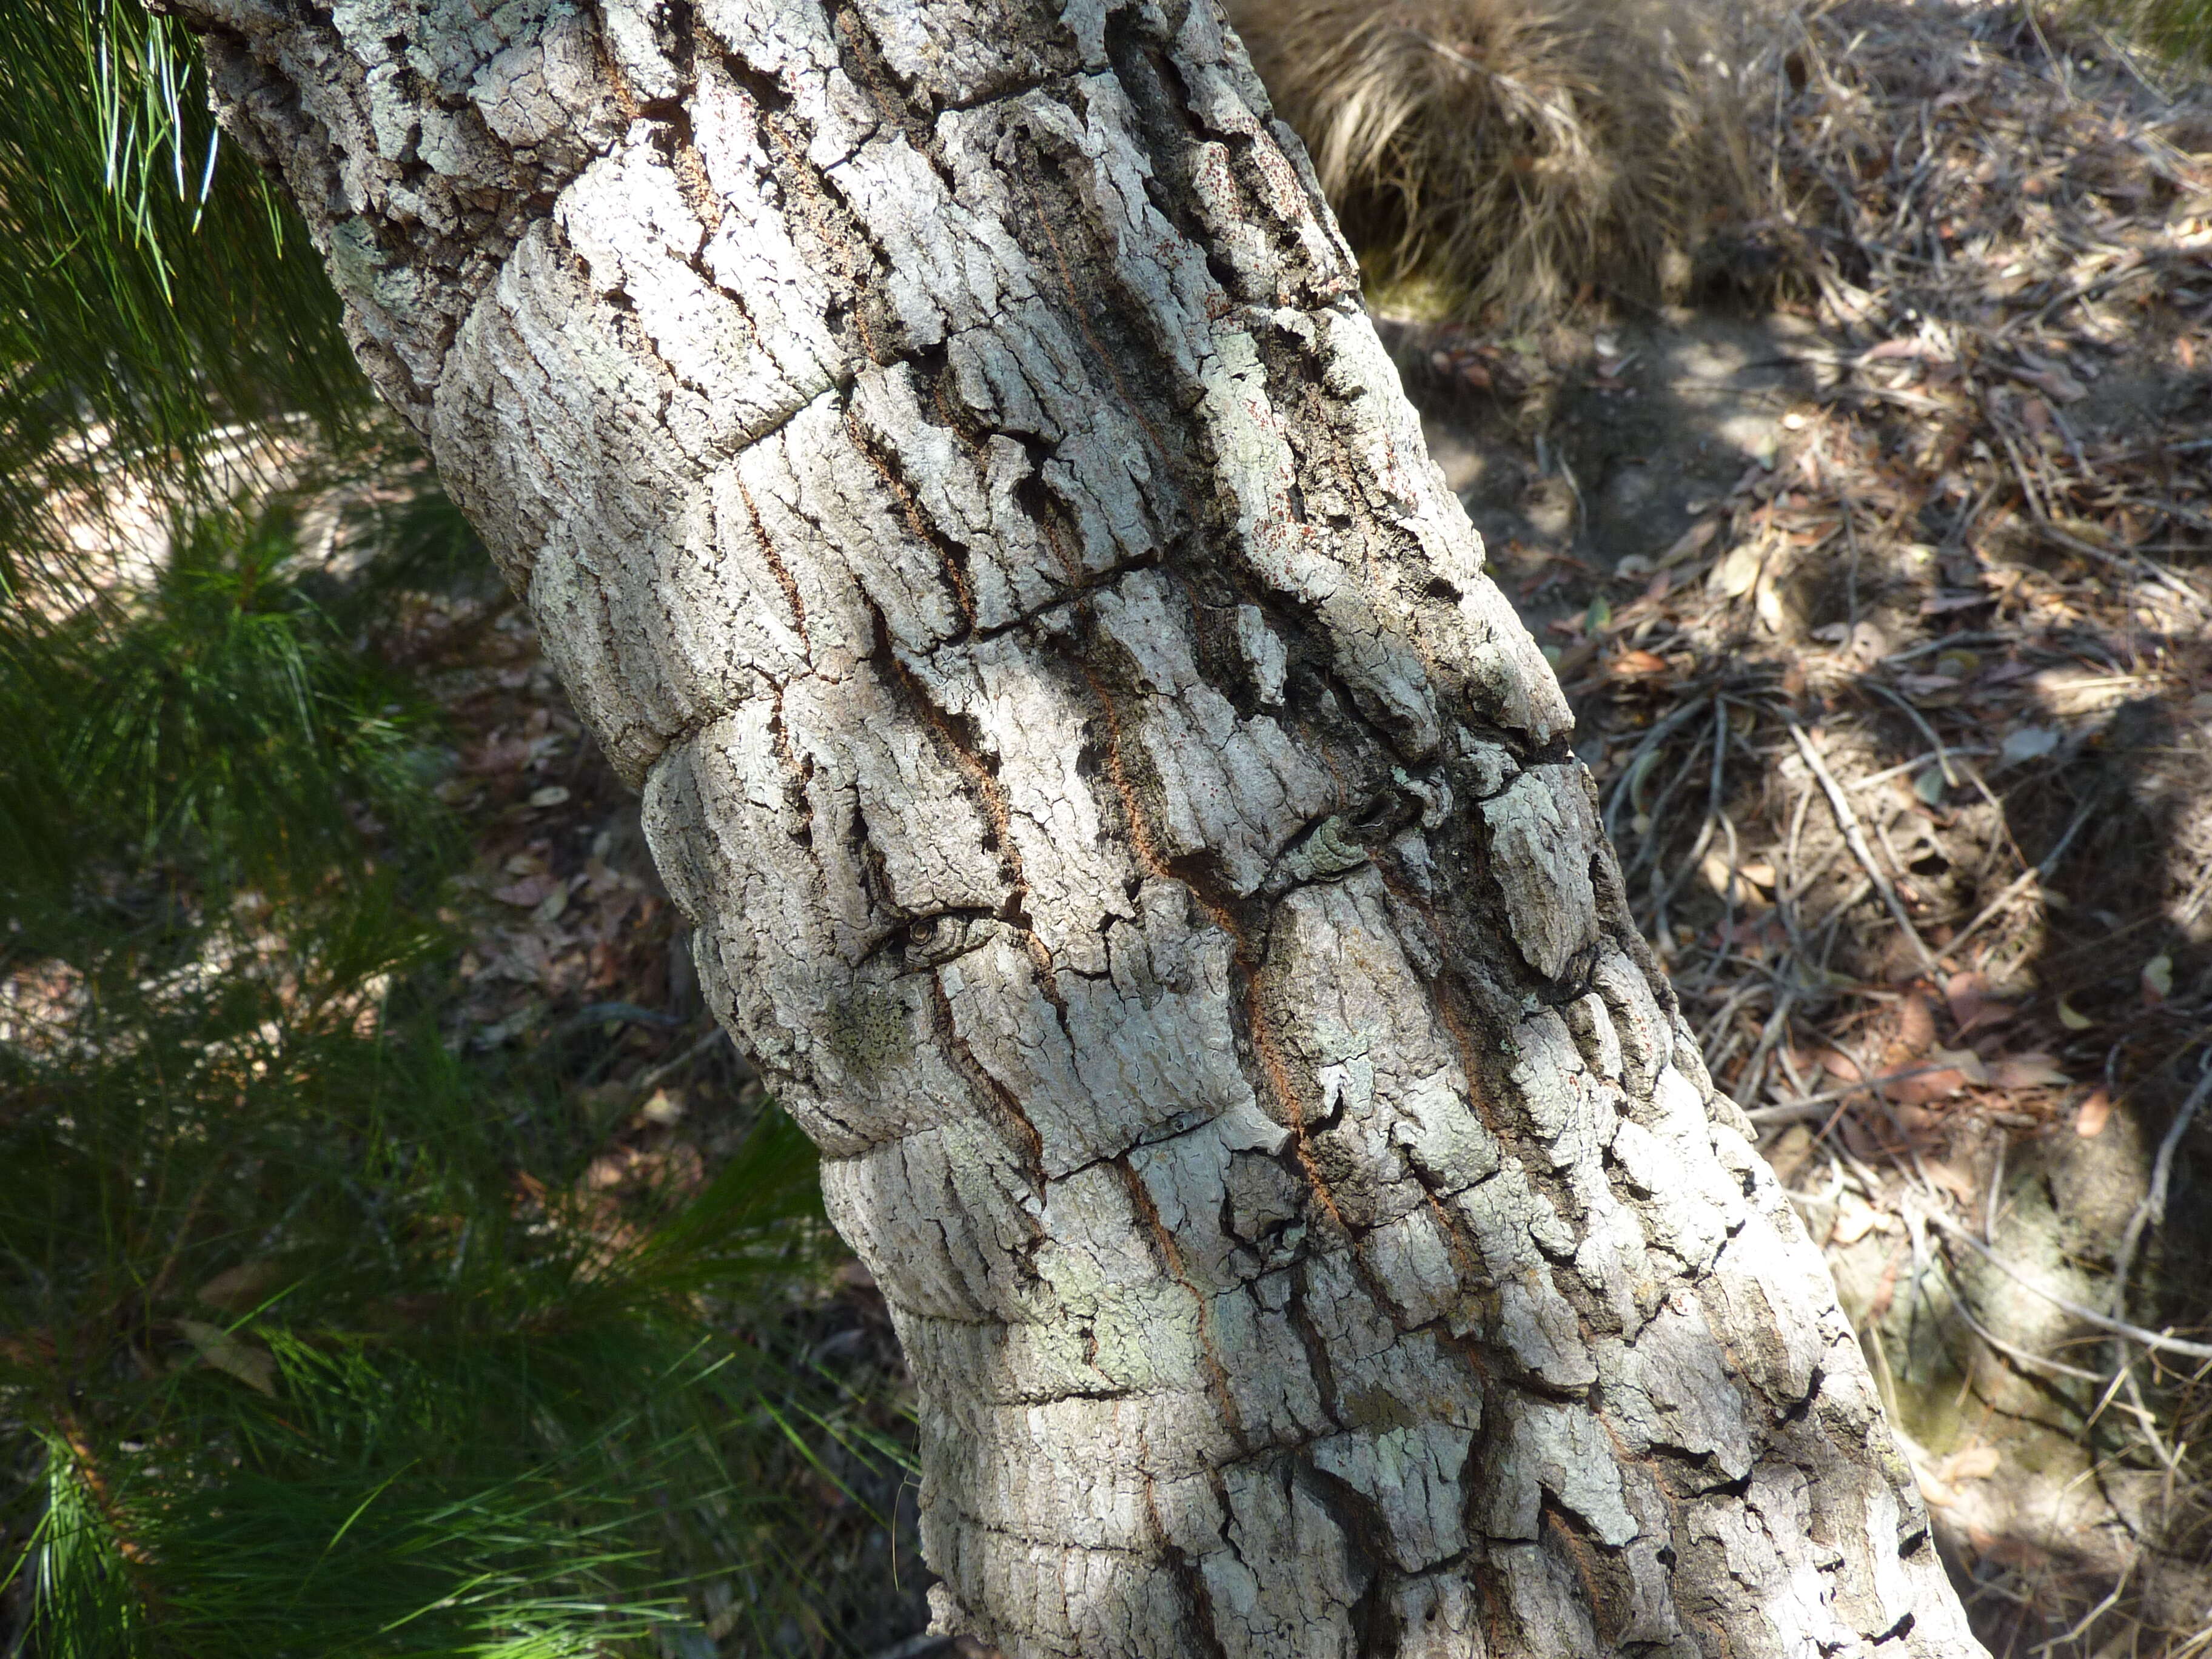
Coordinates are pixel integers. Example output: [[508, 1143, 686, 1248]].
[[181, 0, 1985, 1653]]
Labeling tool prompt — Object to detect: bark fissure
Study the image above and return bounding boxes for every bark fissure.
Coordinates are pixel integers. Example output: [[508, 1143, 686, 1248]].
[[186, 0, 1988, 1652]]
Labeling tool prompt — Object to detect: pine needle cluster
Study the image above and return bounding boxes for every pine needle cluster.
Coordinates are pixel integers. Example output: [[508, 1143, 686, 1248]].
[[1, 7, 900, 1655]]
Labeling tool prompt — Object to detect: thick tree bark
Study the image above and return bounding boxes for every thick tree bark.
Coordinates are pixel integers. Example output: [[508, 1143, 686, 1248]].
[[181, 0, 1984, 1654]]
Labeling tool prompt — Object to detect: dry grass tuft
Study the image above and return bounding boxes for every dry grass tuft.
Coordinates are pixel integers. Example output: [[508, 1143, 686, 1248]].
[[1227, 0, 1793, 322]]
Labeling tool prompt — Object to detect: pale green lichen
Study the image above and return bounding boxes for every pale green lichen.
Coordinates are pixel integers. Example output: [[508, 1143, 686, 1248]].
[[825, 981, 911, 1081], [1277, 814, 1368, 885]]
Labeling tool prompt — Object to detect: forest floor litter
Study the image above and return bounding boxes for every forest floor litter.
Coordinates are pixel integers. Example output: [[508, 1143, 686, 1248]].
[[1385, 3, 2212, 1652]]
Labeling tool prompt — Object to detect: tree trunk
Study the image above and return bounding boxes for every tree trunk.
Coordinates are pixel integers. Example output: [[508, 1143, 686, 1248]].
[[181, 0, 1983, 1653]]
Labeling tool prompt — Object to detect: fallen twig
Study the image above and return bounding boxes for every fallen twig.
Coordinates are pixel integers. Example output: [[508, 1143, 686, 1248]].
[[1787, 722, 1940, 975], [1929, 1213, 2212, 1361], [2106, 1057, 2212, 1327]]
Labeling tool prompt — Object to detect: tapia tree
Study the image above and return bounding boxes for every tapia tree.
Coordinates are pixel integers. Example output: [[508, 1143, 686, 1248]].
[[158, 0, 1988, 1652]]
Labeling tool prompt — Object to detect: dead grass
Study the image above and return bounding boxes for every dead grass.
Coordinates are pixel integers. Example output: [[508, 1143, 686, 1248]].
[[1227, 0, 1792, 323]]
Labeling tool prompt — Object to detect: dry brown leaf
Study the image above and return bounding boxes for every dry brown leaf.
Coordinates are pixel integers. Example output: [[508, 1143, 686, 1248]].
[[1989, 1054, 2068, 1090], [1943, 971, 2015, 1036], [1928, 1047, 1990, 1085], [1880, 1066, 1968, 1105], [1920, 1159, 1980, 1205], [1832, 1193, 1884, 1245], [1713, 539, 1766, 598], [1894, 993, 1937, 1059], [196, 1260, 286, 1313], [2142, 952, 2174, 1004], [1938, 1443, 2002, 1483], [1818, 1048, 1866, 1083], [1656, 517, 1719, 569], [1765, 1122, 1816, 1187], [1917, 1470, 1960, 1509], [175, 1319, 278, 1395]]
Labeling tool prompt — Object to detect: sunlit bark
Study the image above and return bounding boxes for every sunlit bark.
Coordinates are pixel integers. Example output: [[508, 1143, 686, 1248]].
[[179, 0, 1985, 1652]]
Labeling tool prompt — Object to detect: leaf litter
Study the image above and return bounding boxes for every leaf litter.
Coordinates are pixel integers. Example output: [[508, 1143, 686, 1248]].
[[1361, 2, 2212, 1650]]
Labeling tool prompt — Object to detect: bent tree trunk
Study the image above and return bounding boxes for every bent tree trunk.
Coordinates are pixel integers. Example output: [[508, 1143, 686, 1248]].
[[183, 0, 1983, 1653]]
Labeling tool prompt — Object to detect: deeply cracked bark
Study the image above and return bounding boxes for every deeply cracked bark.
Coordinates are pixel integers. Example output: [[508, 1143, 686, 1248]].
[[178, 0, 1987, 1652]]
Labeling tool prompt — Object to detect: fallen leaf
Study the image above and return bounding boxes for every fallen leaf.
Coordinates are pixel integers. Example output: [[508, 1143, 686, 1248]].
[[1945, 972, 2016, 1036], [1939, 1443, 2003, 1483], [1880, 1065, 1968, 1104], [175, 1319, 278, 1395], [1700, 850, 1737, 897], [1894, 993, 1937, 1059], [1928, 1046, 1991, 1086], [2056, 993, 2094, 1031], [2000, 725, 2062, 766], [196, 1261, 286, 1314], [1921, 1159, 1980, 1205], [2143, 953, 2174, 1004], [1989, 1054, 2069, 1090], [1610, 648, 1672, 679], [2075, 1088, 2113, 1138], [1755, 567, 1788, 632], [1832, 1193, 1883, 1245], [1713, 539, 1766, 598], [2016, 361, 2088, 403], [529, 784, 572, 808], [1658, 517, 1720, 569], [1765, 1123, 1816, 1187], [1917, 1470, 1959, 1509]]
